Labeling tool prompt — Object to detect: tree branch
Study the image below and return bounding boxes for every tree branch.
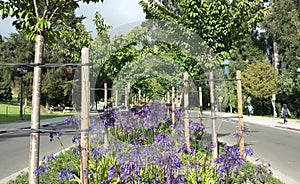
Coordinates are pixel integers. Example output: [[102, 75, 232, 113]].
[[33, 0, 39, 19]]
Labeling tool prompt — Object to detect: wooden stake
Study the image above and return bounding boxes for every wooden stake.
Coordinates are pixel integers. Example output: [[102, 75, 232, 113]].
[[167, 91, 170, 117], [199, 87, 203, 125], [184, 72, 190, 151], [115, 90, 118, 107], [236, 70, 244, 157], [104, 83, 107, 107], [127, 83, 130, 109], [80, 47, 90, 184], [172, 86, 175, 124], [103, 83, 108, 149]]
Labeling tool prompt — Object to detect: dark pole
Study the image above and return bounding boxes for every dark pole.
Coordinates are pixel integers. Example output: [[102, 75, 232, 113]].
[[20, 74, 23, 120]]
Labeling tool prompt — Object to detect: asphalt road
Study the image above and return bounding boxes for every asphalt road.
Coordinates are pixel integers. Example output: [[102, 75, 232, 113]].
[[0, 122, 78, 181], [201, 114, 300, 184]]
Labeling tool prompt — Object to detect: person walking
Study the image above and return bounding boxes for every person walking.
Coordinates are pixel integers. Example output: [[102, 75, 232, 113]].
[[247, 104, 254, 117], [281, 104, 291, 124]]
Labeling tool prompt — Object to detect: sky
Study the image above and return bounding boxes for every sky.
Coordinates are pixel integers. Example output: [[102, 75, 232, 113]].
[[0, 0, 146, 38]]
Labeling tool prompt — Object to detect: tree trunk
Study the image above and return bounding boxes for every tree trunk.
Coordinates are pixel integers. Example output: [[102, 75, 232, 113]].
[[209, 69, 218, 162], [29, 34, 44, 184], [273, 41, 279, 73]]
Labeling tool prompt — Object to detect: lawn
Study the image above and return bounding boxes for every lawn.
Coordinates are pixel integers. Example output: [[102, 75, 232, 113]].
[[0, 103, 70, 124]]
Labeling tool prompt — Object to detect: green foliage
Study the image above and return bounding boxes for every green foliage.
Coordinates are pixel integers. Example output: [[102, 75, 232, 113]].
[[0, 0, 104, 42], [140, 0, 267, 55], [0, 33, 34, 101], [242, 60, 278, 100], [230, 31, 268, 63], [90, 19, 216, 104], [0, 85, 12, 101], [93, 11, 112, 38], [229, 161, 283, 184], [261, 0, 300, 117], [263, 0, 300, 73], [0, 66, 12, 101]]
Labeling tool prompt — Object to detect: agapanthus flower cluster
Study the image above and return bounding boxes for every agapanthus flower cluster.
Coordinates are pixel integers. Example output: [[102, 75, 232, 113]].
[[49, 128, 62, 142], [215, 145, 253, 183], [101, 107, 117, 128], [64, 115, 82, 126], [34, 154, 56, 176], [131, 103, 151, 119], [255, 158, 273, 183], [58, 168, 74, 180], [233, 125, 250, 139]]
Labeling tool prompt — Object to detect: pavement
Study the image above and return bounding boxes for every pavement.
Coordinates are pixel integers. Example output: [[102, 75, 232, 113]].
[[0, 116, 68, 134], [214, 111, 300, 132]]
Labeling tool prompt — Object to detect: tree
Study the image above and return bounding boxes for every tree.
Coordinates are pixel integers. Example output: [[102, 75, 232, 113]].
[[264, 0, 300, 74], [90, 22, 207, 105], [261, 0, 300, 117], [0, 33, 34, 102], [0, 67, 12, 101], [242, 60, 278, 115], [140, 0, 267, 160], [0, 1, 104, 183]]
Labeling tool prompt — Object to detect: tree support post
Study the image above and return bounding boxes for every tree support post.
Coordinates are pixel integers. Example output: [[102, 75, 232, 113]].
[[199, 87, 203, 125], [172, 86, 175, 124], [184, 72, 190, 151], [236, 70, 244, 157], [103, 83, 109, 149], [115, 90, 118, 107], [80, 47, 90, 184]]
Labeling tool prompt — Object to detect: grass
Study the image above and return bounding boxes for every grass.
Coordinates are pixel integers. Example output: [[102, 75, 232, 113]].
[[0, 102, 70, 124]]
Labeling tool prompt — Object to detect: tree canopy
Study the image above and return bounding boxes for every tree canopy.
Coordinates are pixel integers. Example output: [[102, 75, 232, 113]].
[[242, 60, 278, 100]]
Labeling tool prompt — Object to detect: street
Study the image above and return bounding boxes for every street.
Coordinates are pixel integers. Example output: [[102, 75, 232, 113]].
[[0, 121, 78, 182]]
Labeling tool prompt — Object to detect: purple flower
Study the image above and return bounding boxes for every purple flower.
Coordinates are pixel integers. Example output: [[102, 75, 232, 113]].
[[33, 165, 49, 176], [154, 132, 166, 143], [189, 121, 205, 133], [49, 129, 62, 142], [204, 141, 215, 152], [72, 146, 81, 156], [58, 168, 74, 180], [49, 132, 54, 142], [107, 165, 117, 180], [71, 135, 78, 144], [91, 147, 102, 158], [243, 147, 254, 157], [215, 145, 251, 183], [42, 154, 56, 163], [255, 159, 273, 182], [64, 115, 80, 126]]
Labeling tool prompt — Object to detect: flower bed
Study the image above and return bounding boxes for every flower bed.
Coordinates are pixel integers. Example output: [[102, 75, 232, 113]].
[[9, 103, 283, 184]]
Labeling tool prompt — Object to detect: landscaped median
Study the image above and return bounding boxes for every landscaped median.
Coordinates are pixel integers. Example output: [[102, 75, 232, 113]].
[[8, 104, 283, 184]]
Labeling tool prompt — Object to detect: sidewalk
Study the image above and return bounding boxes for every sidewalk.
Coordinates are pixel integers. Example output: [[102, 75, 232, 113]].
[[216, 111, 300, 132], [0, 117, 67, 134]]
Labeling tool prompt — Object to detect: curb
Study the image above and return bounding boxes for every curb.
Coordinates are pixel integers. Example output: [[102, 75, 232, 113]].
[[274, 125, 300, 132]]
